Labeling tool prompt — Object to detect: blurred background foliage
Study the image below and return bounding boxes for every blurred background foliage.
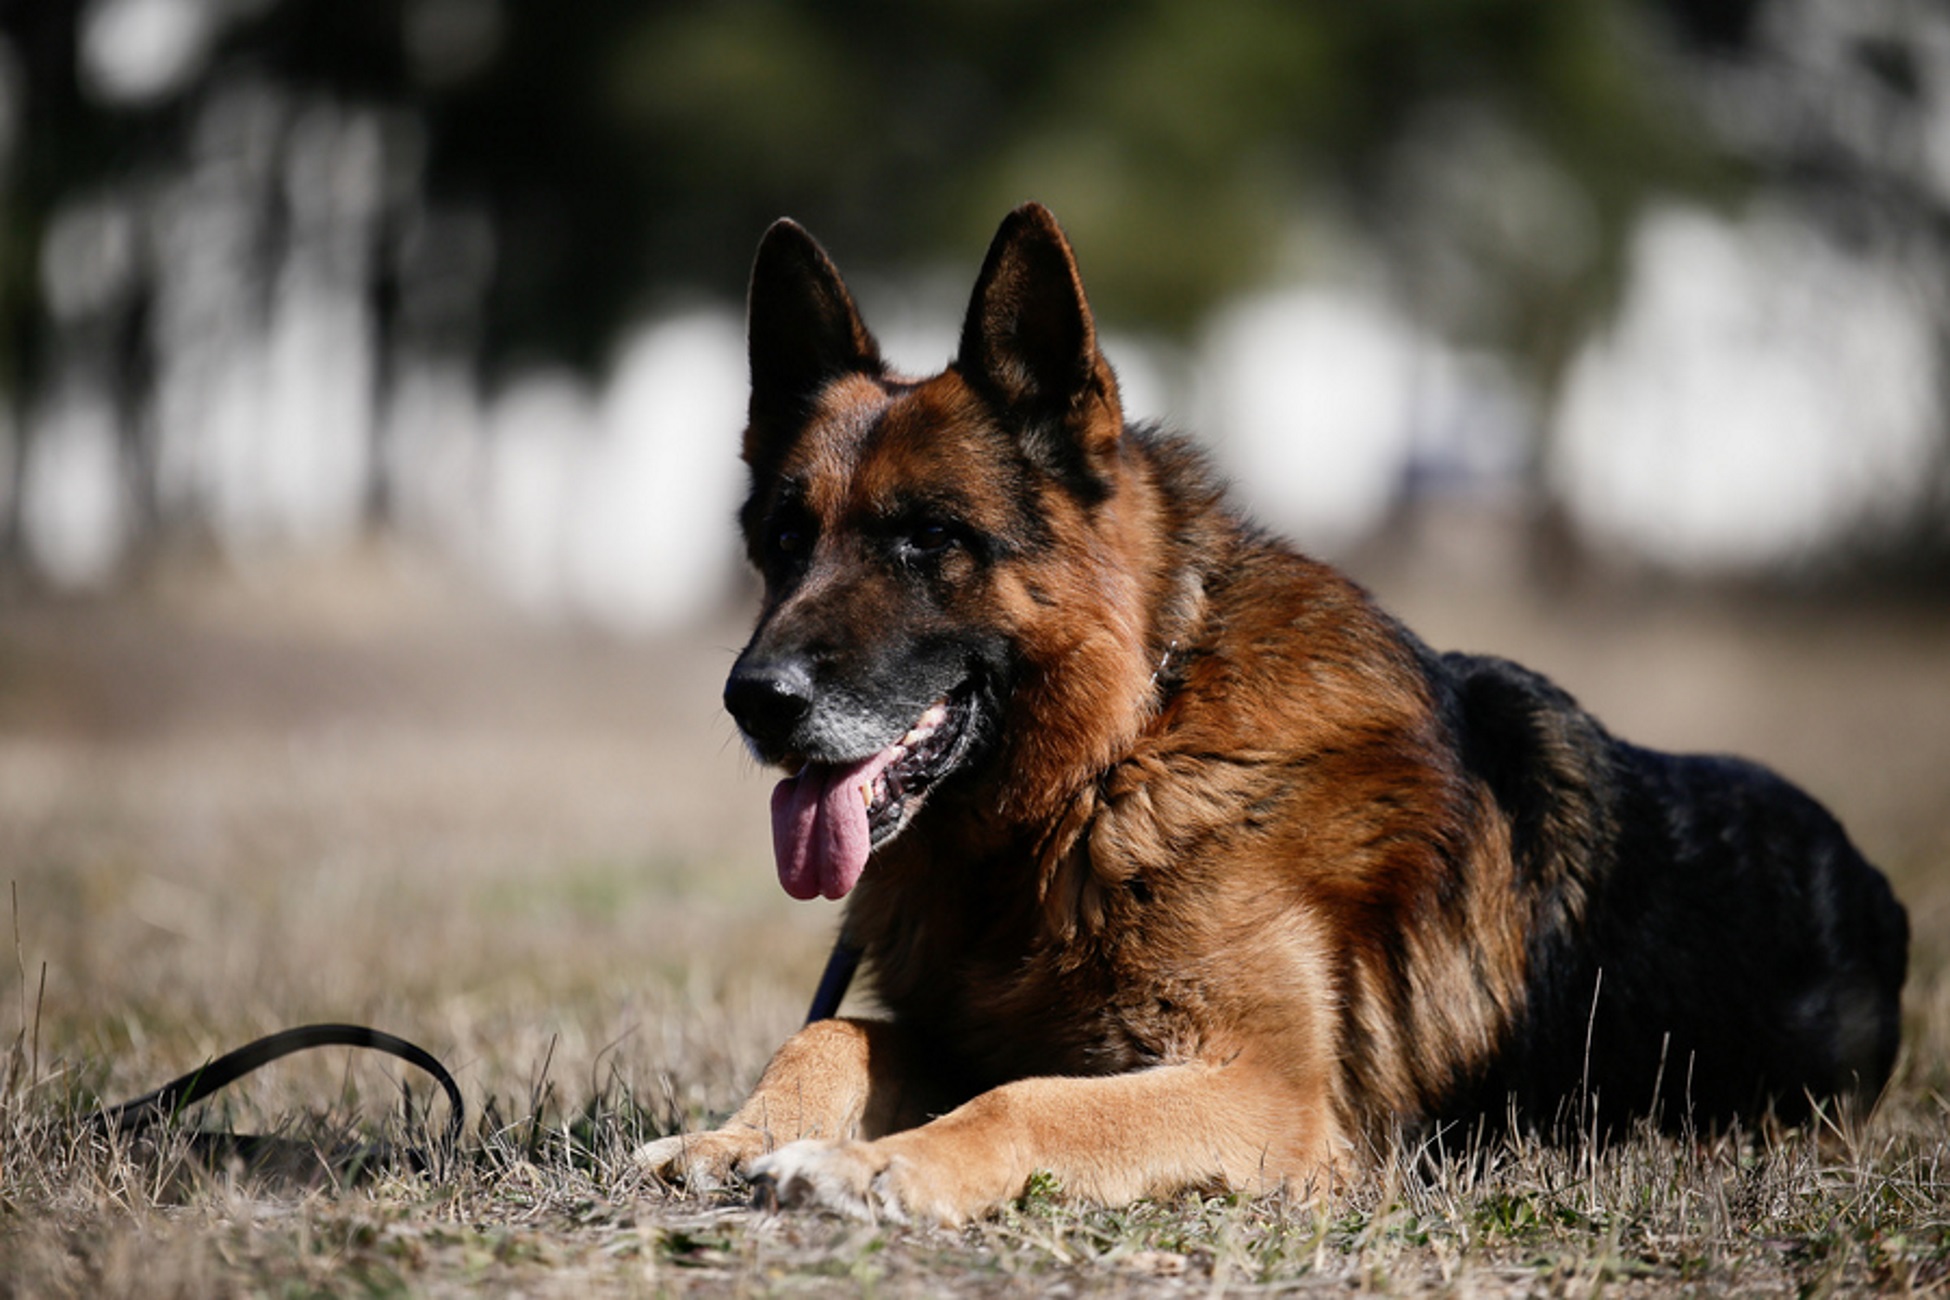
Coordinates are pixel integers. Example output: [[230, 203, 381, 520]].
[[0, 0, 1945, 603]]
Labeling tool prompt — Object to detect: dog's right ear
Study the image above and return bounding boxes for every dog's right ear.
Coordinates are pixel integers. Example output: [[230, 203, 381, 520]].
[[745, 220, 882, 459]]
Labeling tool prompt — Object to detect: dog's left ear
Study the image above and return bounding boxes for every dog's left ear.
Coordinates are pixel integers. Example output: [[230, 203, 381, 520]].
[[958, 204, 1123, 482]]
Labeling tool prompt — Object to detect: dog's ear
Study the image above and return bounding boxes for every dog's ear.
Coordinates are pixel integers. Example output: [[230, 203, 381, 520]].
[[746, 219, 882, 456], [958, 204, 1122, 484]]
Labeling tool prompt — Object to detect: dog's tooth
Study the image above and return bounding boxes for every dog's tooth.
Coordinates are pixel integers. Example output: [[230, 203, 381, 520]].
[[900, 701, 949, 749]]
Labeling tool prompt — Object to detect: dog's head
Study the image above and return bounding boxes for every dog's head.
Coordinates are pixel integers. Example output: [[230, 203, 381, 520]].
[[726, 204, 1140, 901]]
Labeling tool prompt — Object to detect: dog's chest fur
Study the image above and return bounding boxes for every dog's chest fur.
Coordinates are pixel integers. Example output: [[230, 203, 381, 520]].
[[838, 492, 1496, 1114]]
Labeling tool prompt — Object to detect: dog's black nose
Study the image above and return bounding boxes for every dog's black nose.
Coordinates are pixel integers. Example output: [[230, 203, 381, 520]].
[[724, 658, 815, 751]]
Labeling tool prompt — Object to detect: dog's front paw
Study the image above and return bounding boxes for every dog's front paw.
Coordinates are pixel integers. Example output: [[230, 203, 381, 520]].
[[749, 1140, 889, 1220], [749, 1139, 974, 1227], [634, 1127, 766, 1192]]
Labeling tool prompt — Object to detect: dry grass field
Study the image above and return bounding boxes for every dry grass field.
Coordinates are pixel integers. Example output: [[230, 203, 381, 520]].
[[2, 549, 1946, 1296]]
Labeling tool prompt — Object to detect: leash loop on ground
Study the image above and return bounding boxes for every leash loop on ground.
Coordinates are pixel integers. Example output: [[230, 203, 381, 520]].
[[95, 1022, 465, 1161]]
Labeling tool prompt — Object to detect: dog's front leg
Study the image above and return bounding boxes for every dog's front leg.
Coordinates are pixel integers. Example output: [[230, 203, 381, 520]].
[[636, 1017, 934, 1189], [749, 1056, 1338, 1225]]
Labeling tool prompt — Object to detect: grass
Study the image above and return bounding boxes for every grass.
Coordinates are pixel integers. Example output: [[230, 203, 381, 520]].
[[1, 558, 1945, 1296], [7, 1043, 1950, 1295]]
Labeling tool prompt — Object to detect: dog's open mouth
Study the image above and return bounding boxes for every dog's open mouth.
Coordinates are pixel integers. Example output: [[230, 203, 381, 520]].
[[769, 690, 976, 902]]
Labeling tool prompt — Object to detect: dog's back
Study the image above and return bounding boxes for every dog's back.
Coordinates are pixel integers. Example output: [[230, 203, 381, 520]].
[[1434, 649, 1908, 1133]]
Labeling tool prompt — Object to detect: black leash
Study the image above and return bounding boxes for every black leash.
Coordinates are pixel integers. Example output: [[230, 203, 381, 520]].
[[94, 934, 860, 1173], [95, 1022, 464, 1173], [805, 936, 861, 1024]]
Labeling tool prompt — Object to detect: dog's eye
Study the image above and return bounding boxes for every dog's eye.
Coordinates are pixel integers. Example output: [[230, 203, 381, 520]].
[[905, 521, 959, 557], [897, 522, 967, 561], [771, 524, 808, 557]]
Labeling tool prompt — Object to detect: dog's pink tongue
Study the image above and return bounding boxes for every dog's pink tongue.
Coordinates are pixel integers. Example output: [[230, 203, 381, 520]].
[[770, 749, 898, 901]]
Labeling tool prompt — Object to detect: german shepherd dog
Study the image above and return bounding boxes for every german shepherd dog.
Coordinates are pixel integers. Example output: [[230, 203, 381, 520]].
[[637, 204, 1909, 1225]]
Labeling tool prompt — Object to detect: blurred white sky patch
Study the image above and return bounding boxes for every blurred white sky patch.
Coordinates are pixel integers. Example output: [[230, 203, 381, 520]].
[[865, 301, 959, 382], [1198, 290, 1405, 551], [80, 0, 224, 106], [145, 94, 379, 565], [257, 278, 374, 546], [1099, 332, 1174, 435], [1555, 204, 1938, 570], [190, 306, 371, 557], [565, 312, 746, 630], [21, 389, 129, 589], [480, 372, 586, 617], [448, 311, 747, 625], [1194, 287, 1523, 554], [382, 361, 488, 554]]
